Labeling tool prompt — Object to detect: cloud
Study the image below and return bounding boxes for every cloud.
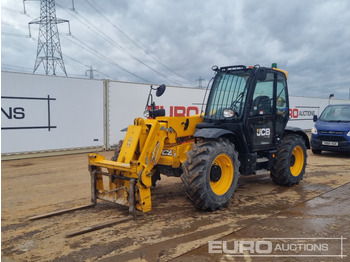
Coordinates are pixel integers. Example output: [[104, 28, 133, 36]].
[[2, 0, 350, 99]]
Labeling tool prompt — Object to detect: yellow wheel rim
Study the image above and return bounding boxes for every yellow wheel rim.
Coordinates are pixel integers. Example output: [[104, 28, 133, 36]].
[[209, 154, 234, 195], [290, 146, 304, 177]]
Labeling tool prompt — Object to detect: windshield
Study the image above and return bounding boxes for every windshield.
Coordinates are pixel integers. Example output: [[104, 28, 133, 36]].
[[205, 72, 250, 120], [319, 105, 350, 122]]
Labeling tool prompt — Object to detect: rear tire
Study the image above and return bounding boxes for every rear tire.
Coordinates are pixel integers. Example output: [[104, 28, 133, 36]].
[[270, 134, 307, 186], [181, 138, 240, 211]]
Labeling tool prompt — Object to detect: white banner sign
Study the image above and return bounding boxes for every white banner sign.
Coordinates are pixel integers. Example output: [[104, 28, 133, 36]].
[[1, 72, 347, 155], [1, 72, 104, 154]]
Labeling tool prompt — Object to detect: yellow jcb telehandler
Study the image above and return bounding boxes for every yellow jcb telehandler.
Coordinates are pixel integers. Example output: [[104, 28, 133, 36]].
[[88, 64, 310, 214]]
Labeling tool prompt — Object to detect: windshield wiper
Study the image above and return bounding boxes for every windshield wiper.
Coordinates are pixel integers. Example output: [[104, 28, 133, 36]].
[[230, 92, 244, 111]]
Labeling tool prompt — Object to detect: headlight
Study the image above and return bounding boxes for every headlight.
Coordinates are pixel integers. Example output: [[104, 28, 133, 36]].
[[311, 127, 318, 135], [143, 110, 150, 118], [347, 131, 350, 137], [223, 109, 234, 118]]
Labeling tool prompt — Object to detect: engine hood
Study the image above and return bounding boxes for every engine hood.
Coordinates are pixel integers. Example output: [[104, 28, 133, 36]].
[[315, 120, 350, 132]]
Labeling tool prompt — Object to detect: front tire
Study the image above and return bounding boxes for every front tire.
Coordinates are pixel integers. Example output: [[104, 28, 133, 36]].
[[181, 138, 240, 211], [270, 134, 307, 186]]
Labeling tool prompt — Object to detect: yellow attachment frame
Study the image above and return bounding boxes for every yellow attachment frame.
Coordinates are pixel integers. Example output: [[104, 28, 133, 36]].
[[88, 114, 203, 213]]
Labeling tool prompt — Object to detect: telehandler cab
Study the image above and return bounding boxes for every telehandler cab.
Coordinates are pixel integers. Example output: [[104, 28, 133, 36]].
[[88, 64, 310, 214]]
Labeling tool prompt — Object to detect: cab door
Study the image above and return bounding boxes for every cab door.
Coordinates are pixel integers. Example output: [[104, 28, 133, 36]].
[[246, 72, 275, 150], [275, 72, 289, 140]]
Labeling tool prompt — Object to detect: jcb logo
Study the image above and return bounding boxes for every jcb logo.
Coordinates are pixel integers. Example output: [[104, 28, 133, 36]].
[[257, 128, 270, 137]]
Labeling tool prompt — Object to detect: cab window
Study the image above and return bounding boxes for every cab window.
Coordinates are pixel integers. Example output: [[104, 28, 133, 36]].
[[276, 75, 288, 116], [250, 72, 274, 116]]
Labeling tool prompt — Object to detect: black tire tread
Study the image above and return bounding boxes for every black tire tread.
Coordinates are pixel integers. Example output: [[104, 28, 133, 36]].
[[270, 134, 307, 186], [181, 138, 240, 211]]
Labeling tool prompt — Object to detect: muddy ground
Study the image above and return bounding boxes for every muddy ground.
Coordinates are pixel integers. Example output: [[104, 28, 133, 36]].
[[1, 150, 350, 261]]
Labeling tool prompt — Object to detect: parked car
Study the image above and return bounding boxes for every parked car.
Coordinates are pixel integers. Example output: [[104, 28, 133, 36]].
[[311, 104, 350, 154]]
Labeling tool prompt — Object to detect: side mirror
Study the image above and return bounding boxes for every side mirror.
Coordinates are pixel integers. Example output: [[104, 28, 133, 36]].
[[144, 84, 167, 118], [313, 115, 318, 122], [255, 67, 267, 81], [156, 84, 166, 97]]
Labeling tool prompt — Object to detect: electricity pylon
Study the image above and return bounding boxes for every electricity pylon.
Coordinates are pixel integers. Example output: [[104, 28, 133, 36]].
[[195, 76, 205, 88], [85, 66, 98, 79], [25, 0, 71, 76]]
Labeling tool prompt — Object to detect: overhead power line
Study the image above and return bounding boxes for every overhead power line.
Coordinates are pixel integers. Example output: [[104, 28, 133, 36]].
[[85, 0, 192, 85], [61, 34, 150, 83], [58, 4, 182, 85], [1, 32, 31, 38], [63, 53, 90, 68], [2, 63, 34, 73], [57, 2, 190, 85], [2, 21, 29, 30]]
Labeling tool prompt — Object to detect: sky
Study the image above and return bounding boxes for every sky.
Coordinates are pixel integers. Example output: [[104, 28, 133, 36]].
[[1, 0, 350, 99]]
